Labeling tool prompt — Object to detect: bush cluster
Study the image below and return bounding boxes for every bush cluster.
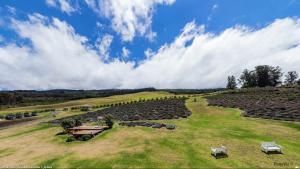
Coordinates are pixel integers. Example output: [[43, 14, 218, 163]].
[[104, 115, 114, 129], [60, 119, 82, 132], [206, 87, 300, 121], [89, 96, 187, 109], [51, 97, 191, 124], [4, 111, 39, 120]]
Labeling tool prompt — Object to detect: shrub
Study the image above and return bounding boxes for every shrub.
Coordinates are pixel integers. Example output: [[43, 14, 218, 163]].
[[80, 107, 89, 111], [74, 119, 82, 127], [60, 120, 75, 132], [0, 115, 4, 119], [165, 124, 176, 130], [66, 136, 76, 142], [288, 95, 296, 101], [15, 113, 24, 119], [104, 115, 114, 129], [24, 112, 31, 117], [31, 112, 38, 116], [5, 114, 15, 120], [78, 134, 92, 141]]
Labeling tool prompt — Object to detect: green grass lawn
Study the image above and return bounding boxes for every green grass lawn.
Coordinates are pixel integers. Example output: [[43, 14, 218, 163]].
[[0, 93, 299, 168]]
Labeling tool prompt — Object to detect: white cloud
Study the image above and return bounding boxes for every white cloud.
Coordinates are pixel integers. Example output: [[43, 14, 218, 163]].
[[46, 0, 56, 6], [121, 18, 300, 88], [6, 5, 17, 15], [85, 0, 175, 42], [0, 14, 133, 89], [46, 0, 77, 15], [207, 4, 219, 21], [144, 48, 155, 59], [212, 4, 218, 10], [1, 15, 300, 90], [95, 34, 113, 60], [96, 21, 103, 29], [122, 47, 131, 58]]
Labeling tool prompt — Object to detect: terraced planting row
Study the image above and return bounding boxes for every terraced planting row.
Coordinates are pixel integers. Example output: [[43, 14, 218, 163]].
[[51, 98, 191, 123], [206, 87, 300, 121], [119, 121, 176, 130]]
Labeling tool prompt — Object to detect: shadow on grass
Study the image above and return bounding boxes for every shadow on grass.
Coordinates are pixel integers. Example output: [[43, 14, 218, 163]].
[[211, 153, 228, 159], [261, 150, 283, 155], [0, 123, 54, 140]]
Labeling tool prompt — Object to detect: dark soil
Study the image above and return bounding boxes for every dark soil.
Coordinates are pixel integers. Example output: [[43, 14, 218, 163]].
[[205, 87, 300, 122], [50, 98, 191, 123]]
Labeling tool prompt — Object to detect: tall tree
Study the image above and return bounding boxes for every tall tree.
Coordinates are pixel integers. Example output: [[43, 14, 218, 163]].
[[255, 65, 270, 87], [227, 75, 237, 89], [269, 66, 283, 86], [239, 65, 282, 88], [239, 69, 257, 88], [285, 71, 299, 85]]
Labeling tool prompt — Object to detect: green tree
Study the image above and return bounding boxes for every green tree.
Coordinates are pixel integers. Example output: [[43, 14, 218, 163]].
[[285, 71, 299, 85], [226, 75, 237, 89], [60, 120, 75, 132], [239, 69, 257, 88], [74, 119, 82, 127], [104, 115, 114, 129], [239, 65, 282, 88], [255, 65, 271, 87], [269, 66, 282, 86]]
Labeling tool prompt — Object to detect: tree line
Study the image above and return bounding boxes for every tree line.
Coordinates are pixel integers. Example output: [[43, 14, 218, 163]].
[[227, 65, 300, 89], [0, 88, 156, 107]]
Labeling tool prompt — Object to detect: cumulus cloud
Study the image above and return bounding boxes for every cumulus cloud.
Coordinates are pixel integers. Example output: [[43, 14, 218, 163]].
[[46, 0, 77, 15], [0, 14, 133, 89], [95, 34, 113, 60], [144, 48, 155, 59], [1, 14, 300, 90], [85, 0, 175, 41], [121, 47, 131, 58], [121, 18, 300, 88]]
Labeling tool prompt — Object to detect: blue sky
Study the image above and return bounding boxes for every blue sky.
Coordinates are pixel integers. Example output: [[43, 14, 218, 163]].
[[0, 0, 300, 89]]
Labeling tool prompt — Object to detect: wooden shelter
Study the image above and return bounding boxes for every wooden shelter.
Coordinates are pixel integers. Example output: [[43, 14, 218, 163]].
[[68, 126, 108, 137]]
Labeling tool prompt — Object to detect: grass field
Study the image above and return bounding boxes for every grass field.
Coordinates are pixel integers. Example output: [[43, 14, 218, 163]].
[[0, 92, 299, 168]]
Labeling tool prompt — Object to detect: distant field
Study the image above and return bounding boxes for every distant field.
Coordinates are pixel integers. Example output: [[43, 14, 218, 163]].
[[0, 91, 173, 115], [0, 92, 299, 168]]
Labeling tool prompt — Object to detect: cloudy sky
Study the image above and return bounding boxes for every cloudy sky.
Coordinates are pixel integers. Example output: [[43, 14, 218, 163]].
[[0, 0, 300, 90]]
